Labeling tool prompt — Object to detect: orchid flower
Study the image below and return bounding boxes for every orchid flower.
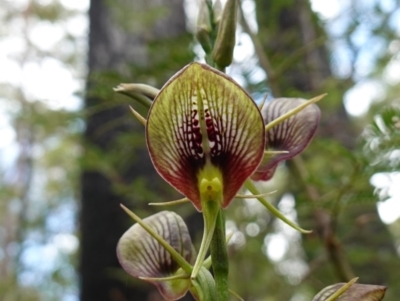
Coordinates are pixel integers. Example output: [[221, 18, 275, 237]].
[[252, 97, 321, 181], [116, 62, 324, 280], [145, 62, 265, 278], [146, 62, 265, 211], [115, 68, 324, 236], [117, 210, 196, 300], [239, 96, 323, 234]]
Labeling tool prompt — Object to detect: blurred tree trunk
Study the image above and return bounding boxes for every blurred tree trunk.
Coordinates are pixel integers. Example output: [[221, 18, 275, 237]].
[[80, 1, 195, 300]]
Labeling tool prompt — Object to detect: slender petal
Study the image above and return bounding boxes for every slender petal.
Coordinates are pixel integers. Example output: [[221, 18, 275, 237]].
[[146, 62, 265, 210], [117, 211, 196, 300], [252, 97, 320, 181]]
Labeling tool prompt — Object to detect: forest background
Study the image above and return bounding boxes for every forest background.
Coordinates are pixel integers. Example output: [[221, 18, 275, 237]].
[[1, 0, 400, 300]]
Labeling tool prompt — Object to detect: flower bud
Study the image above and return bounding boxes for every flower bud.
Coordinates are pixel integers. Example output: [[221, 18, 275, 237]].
[[212, 0, 223, 25], [196, 0, 212, 53], [212, 0, 238, 68]]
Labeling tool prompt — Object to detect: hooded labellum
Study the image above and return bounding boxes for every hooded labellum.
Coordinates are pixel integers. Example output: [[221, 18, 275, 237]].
[[146, 62, 265, 210], [117, 211, 196, 300], [312, 283, 387, 301], [252, 97, 320, 181]]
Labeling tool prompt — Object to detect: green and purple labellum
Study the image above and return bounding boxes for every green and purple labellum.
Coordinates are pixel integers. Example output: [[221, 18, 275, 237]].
[[312, 283, 387, 301], [252, 97, 320, 181], [146, 62, 265, 210], [117, 211, 195, 300]]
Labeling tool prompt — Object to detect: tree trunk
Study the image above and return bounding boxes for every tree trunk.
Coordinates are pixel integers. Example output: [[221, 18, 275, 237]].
[[80, 1, 195, 300]]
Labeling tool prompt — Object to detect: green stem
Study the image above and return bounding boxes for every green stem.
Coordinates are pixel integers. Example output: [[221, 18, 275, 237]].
[[210, 209, 229, 301], [191, 200, 219, 279], [244, 180, 312, 234]]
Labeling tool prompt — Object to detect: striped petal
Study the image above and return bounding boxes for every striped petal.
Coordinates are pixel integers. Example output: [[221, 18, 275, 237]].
[[117, 211, 195, 300], [146, 62, 265, 210], [312, 283, 387, 301], [252, 97, 320, 181]]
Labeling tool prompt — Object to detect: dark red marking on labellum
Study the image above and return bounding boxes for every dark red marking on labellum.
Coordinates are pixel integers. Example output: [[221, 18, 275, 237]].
[[146, 63, 265, 210]]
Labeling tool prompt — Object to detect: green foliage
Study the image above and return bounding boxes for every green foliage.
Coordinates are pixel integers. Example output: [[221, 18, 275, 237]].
[[363, 106, 400, 171]]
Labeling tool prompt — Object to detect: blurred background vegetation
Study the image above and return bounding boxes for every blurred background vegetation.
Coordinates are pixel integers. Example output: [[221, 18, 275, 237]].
[[0, 0, 399, 300]]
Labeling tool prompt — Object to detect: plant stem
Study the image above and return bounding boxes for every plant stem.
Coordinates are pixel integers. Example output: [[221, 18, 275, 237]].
[[210, 209, 229, 301]]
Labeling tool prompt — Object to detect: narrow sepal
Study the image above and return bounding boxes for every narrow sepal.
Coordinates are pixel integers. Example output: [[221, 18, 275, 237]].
[[146, 62, 265, 210], [252, 97, 320, 181], [313, 282, 387, 301], [114, 83, 159, 108], [117, 211, 196, 300], [114, 83, 159, 100], [129, 105, 147, 126], [245, 179, 311, 233]]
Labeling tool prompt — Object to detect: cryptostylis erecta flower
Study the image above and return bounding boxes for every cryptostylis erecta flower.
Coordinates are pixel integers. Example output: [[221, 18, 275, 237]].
[[146, 62, 265, 278], [116, 62, 323, 283], [252, 97, 321, 181], [146, 62, 265, 210], [117, 211, 196, 300]]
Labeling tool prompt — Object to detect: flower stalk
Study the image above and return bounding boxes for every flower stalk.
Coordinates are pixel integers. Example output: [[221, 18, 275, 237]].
[[210, 209, 229, 301]]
